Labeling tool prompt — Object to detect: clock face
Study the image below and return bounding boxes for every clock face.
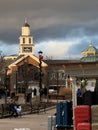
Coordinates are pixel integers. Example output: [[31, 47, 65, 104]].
[[23, 47, 32, 52]]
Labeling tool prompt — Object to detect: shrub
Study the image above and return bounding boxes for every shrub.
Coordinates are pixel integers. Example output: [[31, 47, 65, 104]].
[[59, 87, 72, 95]]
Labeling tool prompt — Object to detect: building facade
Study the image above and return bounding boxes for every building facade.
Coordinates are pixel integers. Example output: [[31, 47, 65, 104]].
[[44, 44, 98, 92], [0, 21, 47, 96]]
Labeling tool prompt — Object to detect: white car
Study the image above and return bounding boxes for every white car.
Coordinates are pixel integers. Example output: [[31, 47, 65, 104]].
[[49, 89, 57, 94]]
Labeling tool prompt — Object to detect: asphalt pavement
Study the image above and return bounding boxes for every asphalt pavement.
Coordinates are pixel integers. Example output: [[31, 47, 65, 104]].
[[0, 107, 56, 130]]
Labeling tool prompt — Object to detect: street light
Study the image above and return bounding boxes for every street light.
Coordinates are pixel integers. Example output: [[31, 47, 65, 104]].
[[38, 50, 43, 101], [5, 67, 9, 90], [16, 71, 18, 94], [4, 67, 9, 102]]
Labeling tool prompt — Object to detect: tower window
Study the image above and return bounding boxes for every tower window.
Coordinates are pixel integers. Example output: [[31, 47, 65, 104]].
[[29, 38, 31, 43], [23, 38, 25, 43]]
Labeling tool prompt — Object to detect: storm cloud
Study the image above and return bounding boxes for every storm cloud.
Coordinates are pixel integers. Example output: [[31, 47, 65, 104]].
[[0, 0, 98, 59]]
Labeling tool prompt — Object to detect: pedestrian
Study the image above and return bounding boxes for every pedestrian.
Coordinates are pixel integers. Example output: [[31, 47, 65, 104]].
[[34, 88, 37, 96], [9, 99, 18, 117], [16, 104, 22, 116]]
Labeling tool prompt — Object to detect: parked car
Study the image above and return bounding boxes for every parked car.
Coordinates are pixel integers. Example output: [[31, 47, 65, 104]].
[[49, 89, 57, 94]]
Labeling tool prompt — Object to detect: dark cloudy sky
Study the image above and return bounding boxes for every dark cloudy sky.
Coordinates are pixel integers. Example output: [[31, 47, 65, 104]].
[[0, 0, 98, 59]]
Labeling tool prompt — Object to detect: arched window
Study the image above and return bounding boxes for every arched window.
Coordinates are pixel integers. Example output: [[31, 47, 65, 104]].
[[29, 38, 31, 43], [23, 38, 25, 43]]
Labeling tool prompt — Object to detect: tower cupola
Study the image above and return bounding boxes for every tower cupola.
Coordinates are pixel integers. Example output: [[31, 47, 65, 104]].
[[22, 20, 30, 36], [19, 20, 34, 56]]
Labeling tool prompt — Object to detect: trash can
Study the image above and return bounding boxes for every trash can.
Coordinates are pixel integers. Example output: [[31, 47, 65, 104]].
[[56, 101, 72, 127]]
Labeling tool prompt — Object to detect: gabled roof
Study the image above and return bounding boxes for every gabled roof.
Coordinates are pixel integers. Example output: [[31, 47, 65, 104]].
[[9, 54, 47, 69], [0, 54, 47, 75]]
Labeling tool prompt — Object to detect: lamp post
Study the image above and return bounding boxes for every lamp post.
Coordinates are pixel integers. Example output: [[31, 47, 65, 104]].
[[38, 50, 43, 101], [4, 67, 9, 103], [16, 71, 18, 94]]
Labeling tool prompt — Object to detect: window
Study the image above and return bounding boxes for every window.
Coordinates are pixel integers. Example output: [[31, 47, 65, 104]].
[[23, 38, 25, 43], [29, 38, 31, 43], [50, 73, 56, 80]]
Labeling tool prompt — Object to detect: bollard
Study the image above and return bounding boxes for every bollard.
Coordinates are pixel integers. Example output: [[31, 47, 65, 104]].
[[48, 115, 56, 130]]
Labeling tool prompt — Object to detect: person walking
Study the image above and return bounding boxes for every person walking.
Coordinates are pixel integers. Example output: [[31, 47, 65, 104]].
[[9, 99, 18, 117]]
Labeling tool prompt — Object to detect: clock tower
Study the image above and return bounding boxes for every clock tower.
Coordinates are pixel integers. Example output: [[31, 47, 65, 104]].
[[19, 20, 34, 55]]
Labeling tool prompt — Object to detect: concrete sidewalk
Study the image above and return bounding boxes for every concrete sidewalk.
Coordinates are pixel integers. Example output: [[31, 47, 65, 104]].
[[0, 108, 56, 130]]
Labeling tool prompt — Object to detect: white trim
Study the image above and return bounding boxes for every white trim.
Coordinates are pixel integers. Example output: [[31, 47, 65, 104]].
[[9, 54, 47, 68]]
